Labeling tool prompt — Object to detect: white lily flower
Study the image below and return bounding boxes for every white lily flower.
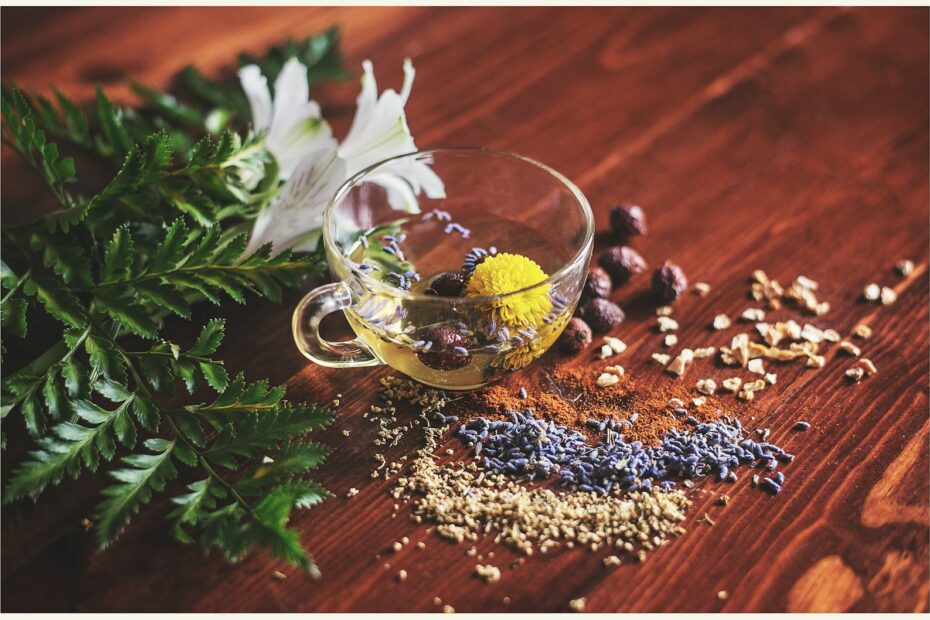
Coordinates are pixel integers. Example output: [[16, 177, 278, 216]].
[[246, 58, 445, 254], [246, 146, 346, 254], [238, 58, 336, 180]]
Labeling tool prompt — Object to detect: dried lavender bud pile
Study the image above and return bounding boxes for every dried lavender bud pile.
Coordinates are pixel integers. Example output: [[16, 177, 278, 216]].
[[456, 410, 792, 495]]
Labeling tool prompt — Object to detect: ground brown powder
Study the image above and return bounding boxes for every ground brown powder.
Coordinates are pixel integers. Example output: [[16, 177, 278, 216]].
[[451, 356, 743, 446]]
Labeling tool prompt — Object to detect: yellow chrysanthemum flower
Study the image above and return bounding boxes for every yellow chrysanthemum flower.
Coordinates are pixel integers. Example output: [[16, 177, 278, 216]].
[[465, 253, 552, 328]]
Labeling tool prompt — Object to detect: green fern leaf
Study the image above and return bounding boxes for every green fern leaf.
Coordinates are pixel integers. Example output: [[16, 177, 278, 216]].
[[188, 318, 225, 357], [22, 277, 86, 328], [1, 297, 28, 338], [204, 403, 334, 468], [275, 480, 332, 509], [148, 219, 189, 273], [95, 437, 178, 547], [42, 367, 69, 420], [100, 226, 134, 284], [32, 232, 93, 288], [3, 416, 114, 502], [234, 441, 329, 496], [94, 86, 133, 158], [94, 290, 158, 339], [84, 333, 128, 384]]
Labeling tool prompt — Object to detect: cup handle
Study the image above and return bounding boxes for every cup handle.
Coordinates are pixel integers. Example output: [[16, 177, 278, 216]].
[[292, 282, 382, 368]]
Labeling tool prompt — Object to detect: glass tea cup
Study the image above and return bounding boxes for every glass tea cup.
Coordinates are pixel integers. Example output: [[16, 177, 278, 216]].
[[293, 148, 593, 390]]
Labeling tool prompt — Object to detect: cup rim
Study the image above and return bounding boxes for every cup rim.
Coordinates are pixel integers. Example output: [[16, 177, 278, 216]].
[[322, 147, 594, 304]]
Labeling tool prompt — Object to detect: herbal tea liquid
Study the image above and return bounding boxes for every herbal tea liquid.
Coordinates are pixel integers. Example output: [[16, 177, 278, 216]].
[[340, 211, 579, 389]]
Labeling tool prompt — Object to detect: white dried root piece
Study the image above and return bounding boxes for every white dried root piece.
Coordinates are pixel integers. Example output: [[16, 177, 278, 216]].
[[740, 308, 766, 322], [652, 353, 671, 366], [750, 269, 784, 309], [839, 341, 861, 357], [693, 347, 716, 358], [720, 334, 750, 367], [596, 372, 621, 387], [800, 323, 826, 344], [737, 379, 767, 401], [604, 365, 625, 377], [895, 259, 914, 276], [604, 337, 627, 355], [721, 377, 743, 393], [785, 275, 829, 316], [664, 334, 678, 348], [656, 306, 674, 317], [694, 282, 711, 297], [757, 320, 803, 346], [862, 283, 881, 301], [806, 355, 826, 368], [713, 314, 731, 330], [475, 564, 501, 583], [853, 324, 873, 339], [695, 378, 717, 396], [691, 397, 707, 407], [846, 358, 878, 383], [747, 358, 765, 375], [657, 316, 679, 332], [880, 286, 897, 305], [845, 367, 865, 383], [666, 349, 694, 377]]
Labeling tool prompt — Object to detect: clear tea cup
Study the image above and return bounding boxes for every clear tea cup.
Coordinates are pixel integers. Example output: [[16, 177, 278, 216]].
[[293, 148, 594, 390]]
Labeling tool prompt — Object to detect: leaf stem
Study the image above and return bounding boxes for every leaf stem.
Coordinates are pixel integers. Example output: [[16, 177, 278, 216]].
[[1, 268, 31, 304], [122, 349, 215, 364]]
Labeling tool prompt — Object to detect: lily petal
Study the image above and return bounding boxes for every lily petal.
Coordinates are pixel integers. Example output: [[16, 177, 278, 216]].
[[239, 57, 336, 180], [246, 146, 347, 255], [337, 58, 445, 209], [237, 64, 272, 132], [272, 58, 311, 119]]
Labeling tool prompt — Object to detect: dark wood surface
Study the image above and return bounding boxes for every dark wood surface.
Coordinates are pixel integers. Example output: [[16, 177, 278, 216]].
[[2, 6, 928, 613]]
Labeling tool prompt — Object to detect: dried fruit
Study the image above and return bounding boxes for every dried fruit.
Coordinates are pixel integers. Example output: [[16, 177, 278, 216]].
[[581, 266, 612, 301], [598, 246, 647, 285], [417, 325, 471, 370], [609, 204, 647, 239], [652, 261, 688, 303], [425, 271, 466, 297], [559, 317, 593, 353], [579, 298, 625, 333]]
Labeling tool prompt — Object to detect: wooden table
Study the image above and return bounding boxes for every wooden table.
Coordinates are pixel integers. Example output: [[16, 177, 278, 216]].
[[2, 6, 928, 613]]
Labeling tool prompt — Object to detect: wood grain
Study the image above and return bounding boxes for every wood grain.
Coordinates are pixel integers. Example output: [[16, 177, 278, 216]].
[[1, 6, 927, 613]]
